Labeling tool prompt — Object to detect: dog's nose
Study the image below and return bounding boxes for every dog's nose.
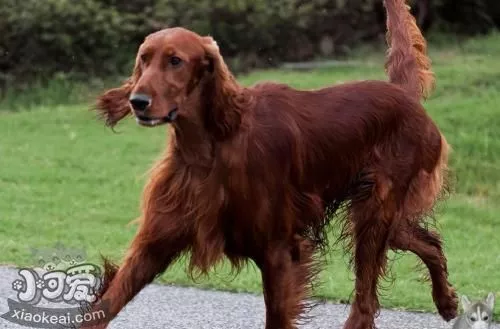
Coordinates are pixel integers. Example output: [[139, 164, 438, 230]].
[[129, 94, 152, 112]]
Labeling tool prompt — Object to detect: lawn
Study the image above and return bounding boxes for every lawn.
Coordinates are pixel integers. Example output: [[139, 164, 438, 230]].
[[0, 33, 499, 319]]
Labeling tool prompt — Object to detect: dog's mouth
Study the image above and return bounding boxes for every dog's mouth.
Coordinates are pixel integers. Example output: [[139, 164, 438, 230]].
[[134, 108, 178, 127]]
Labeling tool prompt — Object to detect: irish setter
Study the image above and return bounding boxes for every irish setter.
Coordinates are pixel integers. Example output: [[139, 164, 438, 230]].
[[86, 0, 458, 328]]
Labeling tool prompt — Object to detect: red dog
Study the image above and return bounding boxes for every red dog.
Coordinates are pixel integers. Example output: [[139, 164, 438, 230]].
[[88, 0, 457, 328]]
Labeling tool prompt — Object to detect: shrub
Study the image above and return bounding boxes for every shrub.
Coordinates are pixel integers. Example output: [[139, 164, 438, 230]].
[[1, 0, 499, 89], [0, 0, 138, 87]]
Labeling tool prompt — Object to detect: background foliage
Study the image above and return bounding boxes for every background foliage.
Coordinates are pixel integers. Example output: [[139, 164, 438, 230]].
[[1, 0, 500, 88]]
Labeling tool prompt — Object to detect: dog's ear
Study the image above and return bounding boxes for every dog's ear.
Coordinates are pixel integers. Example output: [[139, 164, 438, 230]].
[[486, 292, 495, 310], [94, 60, 141, 128], [201, 36, 242, 138], [202, 37, 221, 74], [460, 295, 471, 311], [94, 79, 133, 128]]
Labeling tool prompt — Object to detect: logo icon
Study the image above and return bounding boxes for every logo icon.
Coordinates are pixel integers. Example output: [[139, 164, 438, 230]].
[[1, 243, 108, 328]]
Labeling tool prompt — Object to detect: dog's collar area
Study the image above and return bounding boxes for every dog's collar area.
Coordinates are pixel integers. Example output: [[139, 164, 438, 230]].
[[135, 108, 178, 127]]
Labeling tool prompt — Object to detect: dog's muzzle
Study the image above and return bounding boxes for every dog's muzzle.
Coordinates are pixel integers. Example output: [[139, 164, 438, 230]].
[[129, 93, 178, 127], [134, 108, 178, 127]]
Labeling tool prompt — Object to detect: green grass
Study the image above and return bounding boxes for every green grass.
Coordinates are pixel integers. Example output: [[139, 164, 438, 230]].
[[1, 34, 500, 319]]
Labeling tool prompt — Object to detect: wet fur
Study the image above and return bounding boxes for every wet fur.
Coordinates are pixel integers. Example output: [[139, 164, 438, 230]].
[[86, 0, 457, 328]]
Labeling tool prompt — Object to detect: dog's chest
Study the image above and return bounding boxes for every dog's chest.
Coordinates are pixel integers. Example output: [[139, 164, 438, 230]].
[[219, 186, 274, 258], [221, 202, 263, 258]]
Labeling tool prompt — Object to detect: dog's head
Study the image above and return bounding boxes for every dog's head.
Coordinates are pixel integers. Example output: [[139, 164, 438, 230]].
[[460, 293, 495, 329], [95, 27, 243, 137]]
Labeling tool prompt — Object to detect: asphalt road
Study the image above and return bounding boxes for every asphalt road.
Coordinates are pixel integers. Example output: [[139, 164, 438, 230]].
[[0, 266, 497, 329]]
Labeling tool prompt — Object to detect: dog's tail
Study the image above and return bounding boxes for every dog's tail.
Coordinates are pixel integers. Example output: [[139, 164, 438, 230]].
[[384, 0, 435, 100]]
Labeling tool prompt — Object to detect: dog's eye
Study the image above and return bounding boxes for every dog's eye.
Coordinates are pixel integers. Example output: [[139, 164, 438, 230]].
[[483, 315, 489, 321], [169, 56, 182, 67], [470, 315, 477, 322]]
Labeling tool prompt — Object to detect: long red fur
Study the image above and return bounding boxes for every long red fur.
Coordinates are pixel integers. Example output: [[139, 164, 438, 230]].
[[85, 1, 457, 328]]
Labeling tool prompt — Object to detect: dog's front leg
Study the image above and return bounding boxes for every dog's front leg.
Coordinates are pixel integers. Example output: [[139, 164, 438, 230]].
[[257, 238, 316, 329], [82, 212, 192, 328]]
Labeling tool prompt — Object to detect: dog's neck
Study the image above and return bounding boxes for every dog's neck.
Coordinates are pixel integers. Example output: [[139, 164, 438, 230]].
[[170, 116, 214, 166], [201, 68, 252, 139], [169, 72, 253, 165]]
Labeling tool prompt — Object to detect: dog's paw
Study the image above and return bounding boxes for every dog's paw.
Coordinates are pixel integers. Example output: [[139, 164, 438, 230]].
[[436, 288, 458, 321], [343, 313, 376, 329]]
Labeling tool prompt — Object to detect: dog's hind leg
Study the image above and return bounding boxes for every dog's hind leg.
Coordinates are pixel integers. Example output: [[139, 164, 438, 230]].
[[343, 195, 393, 329], [256, 236, 318, 329], [389, 225, 457, 321], [388, 137, 457, 322], [341, 169, 405, 329]]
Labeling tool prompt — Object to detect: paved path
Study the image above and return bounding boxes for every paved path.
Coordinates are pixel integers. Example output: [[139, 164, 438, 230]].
[[0, 266, 497, 329]]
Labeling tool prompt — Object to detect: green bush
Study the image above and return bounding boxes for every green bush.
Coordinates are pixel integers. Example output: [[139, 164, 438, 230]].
[[434, 0, 497, 34], [0, 0, 138, 87], [0, 0, 384, 83], [1, 0, 500, 90]]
